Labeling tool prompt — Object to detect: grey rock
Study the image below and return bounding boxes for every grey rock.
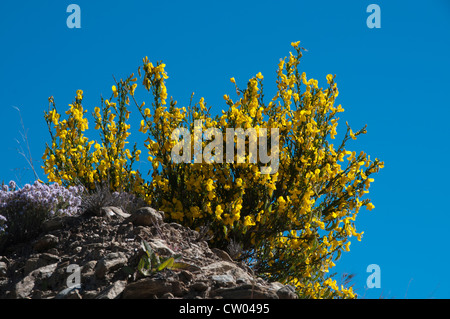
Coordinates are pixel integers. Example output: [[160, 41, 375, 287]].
[[14, 263, 58, 299], [55, 285, 82, 299], [66, 289, 82, 299], [81, 260, 97, 274], [148, 238, 176, 256], [0, 261, 7, 278], [191, 281, 209, 292], [122, 277, 173, 299], [41, 216, 68, 232], [24, 253, 60, 275], [126, 207, 164, 227], [33, 234, 59, 252], [179, 270, 194, 284], [277, 285, 298, 299], [213, 284, 279, 299], [1, 205, 302, 300], [212, 248, 234, 263], [160, 292, 175, 299], [212, 274, 235, 286], [201, 261, 235, 274], [94, 252, 127, 279], [101, 206, 131, 219], [95, 280, 127, 299], [236, 277, 251, 285], [82, 290, 99, 299]]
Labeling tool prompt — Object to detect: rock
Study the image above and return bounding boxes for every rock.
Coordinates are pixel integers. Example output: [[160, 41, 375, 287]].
[[55, 285, 82, 299], [212, 274, 235, 286], [14, 263, 58, 299], [212, 284, 279, 299], [269, 281, 285, 292], [201, 261, 235, 274], [101, 206, 131, 219], [147, 238, 176, 256], [81, 260, 97, 274], [94, 252, 128, 279], [126, 207, 163, 226], [95, 280, 127, 299], [211, 248, 234, 263], [276, 285, 298, 299], [160, 292, 175, 299], [82, 290, 99, 299], [0, 261, 7, 278], [33, 234, 59, 252], [41, 216, 68, 232], [66, 289, 82, 299], [122, 277, 173, 299], [0, 205, 300, 300], [191, 281, 209, 292], [179, 270, 194, 284], [24, 253, 60, 275]]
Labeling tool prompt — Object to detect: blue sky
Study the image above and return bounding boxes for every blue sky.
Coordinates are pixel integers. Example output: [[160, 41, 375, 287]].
[[1, 1, 450, 298]]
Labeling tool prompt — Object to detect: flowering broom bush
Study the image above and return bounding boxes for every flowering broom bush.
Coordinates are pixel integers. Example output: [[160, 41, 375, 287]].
[[42, 42, 383, 298], [42, 78, 144, 194], [0, 180, 83, 251]]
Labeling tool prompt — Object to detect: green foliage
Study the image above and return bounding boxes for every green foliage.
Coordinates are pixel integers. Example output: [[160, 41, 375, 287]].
[[137, 240, 188, 276]]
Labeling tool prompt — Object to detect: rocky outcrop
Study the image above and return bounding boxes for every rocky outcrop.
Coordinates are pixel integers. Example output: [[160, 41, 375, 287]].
[[0, 206, 297, 299]]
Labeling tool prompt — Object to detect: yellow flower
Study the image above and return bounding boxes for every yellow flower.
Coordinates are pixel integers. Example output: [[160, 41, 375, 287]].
[[344, 241, 351, 252], [112, 85, 118, 97], [215, 205, 223, 220], [130, 83, 137, 96], [205, 179, 215, 192], [326, 74, 334, 84], [366, 202, 375, 211], [230, 77, 236, 84], [256, 72, 264, 80], [244, 215, 256, 227], [291, 41, 300, 48]]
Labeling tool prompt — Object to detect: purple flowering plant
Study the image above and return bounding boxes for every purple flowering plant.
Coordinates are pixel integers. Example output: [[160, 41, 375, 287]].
[[0, 180, 83, 249]]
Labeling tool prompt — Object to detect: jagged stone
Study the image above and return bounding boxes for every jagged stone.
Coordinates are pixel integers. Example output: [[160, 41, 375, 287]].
[[212, 274, 235, 286], [24, 253, 60, 275], [191, 281, 209, 292], [0, 206, 298, 299], [33, 234, 59, 252], [14, 263, 58, 299], [211, 248, 234, 263], [55, 285, 82, 299], [94, 252, 128, 279], [276, 284, 298, 299], [101, 206, 131, 219], [95, 280, 127, 299], [122, 277, 174, 299], [0, 261, 7, 278], [126, 207, 163, 227], [41, 216, 70, 232], [212, 284, 279, 299]]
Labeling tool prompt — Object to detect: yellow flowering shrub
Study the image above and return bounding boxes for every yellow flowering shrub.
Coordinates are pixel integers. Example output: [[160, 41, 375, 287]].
[[43, 75, 145, 194], [42, 42, 383, 298]]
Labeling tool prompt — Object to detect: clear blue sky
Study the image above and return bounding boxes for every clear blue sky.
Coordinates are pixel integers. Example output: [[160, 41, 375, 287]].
[[1, 1, 449, 299]]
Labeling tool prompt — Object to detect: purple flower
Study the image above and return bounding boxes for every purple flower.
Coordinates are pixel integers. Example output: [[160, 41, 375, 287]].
[[8, 180, 16, 191], [0, 180, 83, 236]]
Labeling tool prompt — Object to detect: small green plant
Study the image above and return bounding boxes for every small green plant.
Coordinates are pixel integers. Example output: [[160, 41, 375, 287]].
[[137, 240, 188, 276]]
